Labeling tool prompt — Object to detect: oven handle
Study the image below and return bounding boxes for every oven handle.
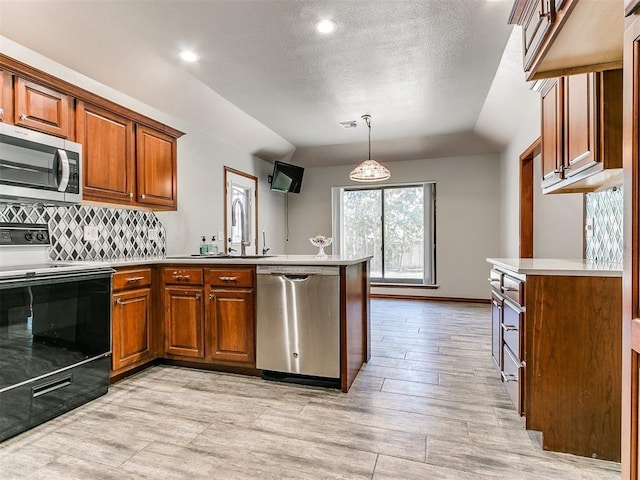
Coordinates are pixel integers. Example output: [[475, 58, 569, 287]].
[[0, 268, 114, 287], [55, 149, 70, 192], [32, 374, 73, 398]]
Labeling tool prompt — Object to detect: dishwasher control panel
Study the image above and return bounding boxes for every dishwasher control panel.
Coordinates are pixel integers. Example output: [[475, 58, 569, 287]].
[[256, 265, 339, 276]]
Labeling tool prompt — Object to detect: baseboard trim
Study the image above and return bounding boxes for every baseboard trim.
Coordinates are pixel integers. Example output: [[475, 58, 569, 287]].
[[370, 293, 490, 304]]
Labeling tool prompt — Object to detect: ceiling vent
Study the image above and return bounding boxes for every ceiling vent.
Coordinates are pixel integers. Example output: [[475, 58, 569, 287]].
[[339, 120, 358, 128]]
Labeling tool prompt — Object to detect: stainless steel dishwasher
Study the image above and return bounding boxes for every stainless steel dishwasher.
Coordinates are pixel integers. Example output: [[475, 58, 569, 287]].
[[256, 265, 340, 381]]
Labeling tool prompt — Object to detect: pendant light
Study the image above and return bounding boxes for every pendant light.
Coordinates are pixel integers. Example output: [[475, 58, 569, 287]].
[[349, 114, 391, 182]]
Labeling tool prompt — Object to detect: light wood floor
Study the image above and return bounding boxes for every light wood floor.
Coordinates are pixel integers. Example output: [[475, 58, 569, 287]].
[[0, 299, 622, 479]]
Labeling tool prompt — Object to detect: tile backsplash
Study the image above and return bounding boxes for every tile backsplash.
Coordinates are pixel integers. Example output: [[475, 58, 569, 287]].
[[0, 204, 165, 261], [585, 186, 623, 264]]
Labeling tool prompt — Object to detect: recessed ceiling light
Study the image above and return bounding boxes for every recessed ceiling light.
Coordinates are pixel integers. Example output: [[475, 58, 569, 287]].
[[315, 19, 337, 34], [178, 50, 200, 62]]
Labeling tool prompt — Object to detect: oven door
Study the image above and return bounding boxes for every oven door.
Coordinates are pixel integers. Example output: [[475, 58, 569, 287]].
[[0, 124, 81, 203], [0, 271, 112, 391]]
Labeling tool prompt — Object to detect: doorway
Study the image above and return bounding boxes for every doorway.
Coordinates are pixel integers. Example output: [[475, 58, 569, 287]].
[[519, 138, 541, 258]]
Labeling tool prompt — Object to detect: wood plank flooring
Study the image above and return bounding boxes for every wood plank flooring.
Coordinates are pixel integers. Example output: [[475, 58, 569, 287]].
[[0, 299, 622, 479]]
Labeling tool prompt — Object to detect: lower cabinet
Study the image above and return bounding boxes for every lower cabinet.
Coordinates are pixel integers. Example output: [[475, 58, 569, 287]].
[[164, 286, 205, 359], [488, 265, 622, 461], [111, 268, 154, 376], [206, 288, 255, 363], [162, 266, 256, 367]]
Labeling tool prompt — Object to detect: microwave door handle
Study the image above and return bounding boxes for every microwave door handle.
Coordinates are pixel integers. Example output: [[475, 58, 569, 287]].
[[55, 149, 70, 192]]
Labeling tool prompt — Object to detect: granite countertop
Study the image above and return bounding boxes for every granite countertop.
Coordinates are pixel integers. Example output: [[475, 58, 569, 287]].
[[487, 258, 623, 277], [76, 254, 373, 268]]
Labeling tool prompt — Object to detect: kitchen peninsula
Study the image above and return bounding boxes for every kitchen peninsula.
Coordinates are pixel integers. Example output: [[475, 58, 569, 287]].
[[111, 255, 371, 393], [487, 258, 622, 461]]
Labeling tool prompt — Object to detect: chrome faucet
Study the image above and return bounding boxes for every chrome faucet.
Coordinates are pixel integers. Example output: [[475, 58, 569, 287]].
[[231, 198, 250, 256]]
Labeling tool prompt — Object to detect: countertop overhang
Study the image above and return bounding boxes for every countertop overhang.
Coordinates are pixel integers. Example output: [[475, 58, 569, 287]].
[[487, 257, 622, 277], [84, 254, 372, 268]]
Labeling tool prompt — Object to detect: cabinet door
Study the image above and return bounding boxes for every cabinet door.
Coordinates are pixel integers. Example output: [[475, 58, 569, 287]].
[[164, 287, 205, 358], [491, 292, 502, 371], [521, 0, 554, 72], [541, 78, 563, 188], [564, 73, 597, 177], [136, 125, 177, 209], [207, 288, 255, 363], [76, 102, 135, 204], [14, 77, 72, 138], [112, 288, 152, 372], [0, 70, 13, 124]]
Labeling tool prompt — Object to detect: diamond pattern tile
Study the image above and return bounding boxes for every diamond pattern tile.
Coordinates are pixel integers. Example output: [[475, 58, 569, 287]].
[[585, 186, 623, 263], [0, 203, 166, 261]]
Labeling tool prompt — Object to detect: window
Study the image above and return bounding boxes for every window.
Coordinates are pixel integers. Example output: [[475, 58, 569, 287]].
[[333, 183, 436, 285]]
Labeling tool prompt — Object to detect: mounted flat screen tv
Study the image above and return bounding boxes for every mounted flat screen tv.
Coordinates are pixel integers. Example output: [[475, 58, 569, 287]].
[[269, 161, 304, 194]]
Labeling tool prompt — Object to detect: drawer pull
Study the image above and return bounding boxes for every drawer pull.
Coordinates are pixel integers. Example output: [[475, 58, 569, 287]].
[[500, 371, 518, 383], [33, 375, 73, 398], [501, 286, 518, 292], [502, 324, 517, 332], [172, 274, 191, 280], [115, 297, 123, 305], [219, 276, 238, 281], [126, 276, 145, 282], [492, 300, 502, 309]]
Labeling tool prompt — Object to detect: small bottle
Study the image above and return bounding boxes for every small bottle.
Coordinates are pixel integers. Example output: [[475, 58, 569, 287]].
[[199, 236, 208, 255], [210, 235, 219, 255]]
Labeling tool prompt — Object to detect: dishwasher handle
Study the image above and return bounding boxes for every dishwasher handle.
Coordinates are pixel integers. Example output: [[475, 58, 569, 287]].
[[282, 274, 311, 281]]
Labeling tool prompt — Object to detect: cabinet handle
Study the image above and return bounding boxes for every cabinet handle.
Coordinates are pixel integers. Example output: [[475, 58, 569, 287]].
[[172, 274, 191, 280], [502, 324, 518, 332], [209, 293, 215, 300], [129, 192, 134, 198], [141, 194, 146, 199], [492, 300, 502, 309], [126, 276, 144, 282], [115, 297, 123, 305], [195, 294, 201, 300], [501, 286, 518, 292], [20, 113, 27, 120], [500, 371, 518, 383], [0, 107, 3, 119], [219, 276, 238, 281]]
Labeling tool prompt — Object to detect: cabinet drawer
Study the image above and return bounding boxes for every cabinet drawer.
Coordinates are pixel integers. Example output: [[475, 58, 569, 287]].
[[163, 268, 203, 286], [501, 274, 524, 305], [502, 300, 523, 361], [489, 269, 502, 292], [113, 268, 152, 291], [206, 268, 254, 288], [502, 345, 523, 415]]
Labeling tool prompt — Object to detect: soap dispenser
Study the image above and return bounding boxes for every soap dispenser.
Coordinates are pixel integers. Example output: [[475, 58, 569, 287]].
[[209, 235, 219, 255], [199, 236, 208, 255]]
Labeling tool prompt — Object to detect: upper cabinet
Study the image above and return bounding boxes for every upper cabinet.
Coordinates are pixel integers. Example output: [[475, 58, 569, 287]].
[[0, 55, 184, 210], [0, 70, 13, 123], [510, 0, 624, 80], [14, 77, 74, 138], [540, 69, 623, 194], [77, 102, 136, 204], [136, 125, 177, 208]]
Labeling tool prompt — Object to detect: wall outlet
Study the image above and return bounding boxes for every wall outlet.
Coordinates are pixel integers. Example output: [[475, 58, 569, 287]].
[[585, 217, 594, 238], [83, 225, 99, 242], [148, 227, 159, 241]]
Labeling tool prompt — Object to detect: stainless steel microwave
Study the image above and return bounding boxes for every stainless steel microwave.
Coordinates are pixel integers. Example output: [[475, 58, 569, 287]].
[[0, 123, 82, 204]]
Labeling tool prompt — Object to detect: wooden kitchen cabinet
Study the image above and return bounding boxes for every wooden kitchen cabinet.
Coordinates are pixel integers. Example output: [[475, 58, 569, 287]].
[[76, 101, 136, 204], [14, 77, 73, 138], [540, 70, 622, 194], [205, 267, 255, 365], [0, 70, 13, 123], [488, 263, 621, 461], [164, 286, 205, 359], [111, 267, 154, 377], [510, 0, 622, 80], [136, 125, 177, 209]]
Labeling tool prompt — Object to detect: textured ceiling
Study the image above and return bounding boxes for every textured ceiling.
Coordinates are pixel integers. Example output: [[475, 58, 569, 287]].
[[0, 0, 515, 166]]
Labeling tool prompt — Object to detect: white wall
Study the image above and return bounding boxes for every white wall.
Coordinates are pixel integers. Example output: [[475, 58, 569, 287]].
[[287, 154, 501, 300], [0, 36, 292, 255], [499, 104, 583, 259]]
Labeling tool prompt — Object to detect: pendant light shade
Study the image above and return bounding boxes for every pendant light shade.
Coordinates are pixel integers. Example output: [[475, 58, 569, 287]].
[[349, 115, 390, 182]]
